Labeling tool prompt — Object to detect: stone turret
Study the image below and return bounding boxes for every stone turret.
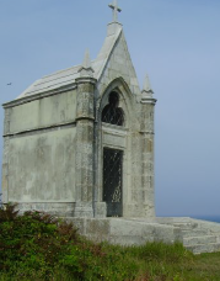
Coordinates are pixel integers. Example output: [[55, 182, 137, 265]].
[[75, 50, 97, 217], [140, 74, 157, 217]]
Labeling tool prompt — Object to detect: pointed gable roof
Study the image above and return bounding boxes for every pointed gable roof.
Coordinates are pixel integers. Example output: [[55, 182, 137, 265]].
[[16, 10, 141, 100], [93, 22, 123, 81], [95, 22, 141, 97]]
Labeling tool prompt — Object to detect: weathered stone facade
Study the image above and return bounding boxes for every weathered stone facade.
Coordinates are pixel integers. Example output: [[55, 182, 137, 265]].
[[2, 4, 156, 218]]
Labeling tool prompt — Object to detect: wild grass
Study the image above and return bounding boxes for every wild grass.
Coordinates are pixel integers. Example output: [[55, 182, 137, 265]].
[[0, 203, 220, 280]]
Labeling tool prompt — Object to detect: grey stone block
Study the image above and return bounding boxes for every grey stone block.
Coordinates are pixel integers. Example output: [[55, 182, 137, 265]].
[[85, 219, 111, 237], [187, 243, 220, 255], [95, 202, 107, 218], [183, 235, 217, 246]]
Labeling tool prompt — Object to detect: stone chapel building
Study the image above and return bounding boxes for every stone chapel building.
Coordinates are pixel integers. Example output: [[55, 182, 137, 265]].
[[2, 1, 156, 218]]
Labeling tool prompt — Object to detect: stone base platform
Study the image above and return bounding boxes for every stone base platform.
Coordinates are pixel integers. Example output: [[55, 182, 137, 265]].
[[63, 217, 220, 254]]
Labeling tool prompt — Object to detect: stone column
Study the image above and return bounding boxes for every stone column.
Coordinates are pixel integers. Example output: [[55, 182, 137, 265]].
[[140, 75, 157, 217], [75, 75, 97, 217]]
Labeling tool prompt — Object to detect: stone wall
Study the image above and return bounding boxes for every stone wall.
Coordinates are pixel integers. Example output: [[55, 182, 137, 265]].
[[2, 90, 77, 209], [6, 90, 76, 134]]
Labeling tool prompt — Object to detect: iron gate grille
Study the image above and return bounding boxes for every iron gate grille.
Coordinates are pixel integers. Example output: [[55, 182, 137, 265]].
[[103, 148, 123, 217]]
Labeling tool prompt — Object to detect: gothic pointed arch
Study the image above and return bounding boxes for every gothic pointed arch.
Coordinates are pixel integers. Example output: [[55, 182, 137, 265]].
[[97, 77, 136, 217], [99, 77, 134, 128]]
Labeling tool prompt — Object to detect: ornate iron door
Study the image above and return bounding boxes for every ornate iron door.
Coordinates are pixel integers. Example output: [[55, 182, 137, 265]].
[[103, 148, 123, 217]]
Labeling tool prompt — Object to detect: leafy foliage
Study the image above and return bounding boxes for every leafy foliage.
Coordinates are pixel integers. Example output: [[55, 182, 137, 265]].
[[0, 203, 220, 280], [0, 204, 81, 280]]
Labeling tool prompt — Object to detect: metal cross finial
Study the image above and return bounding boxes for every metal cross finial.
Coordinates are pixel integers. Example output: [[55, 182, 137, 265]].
[[108, 0, 122, 22]]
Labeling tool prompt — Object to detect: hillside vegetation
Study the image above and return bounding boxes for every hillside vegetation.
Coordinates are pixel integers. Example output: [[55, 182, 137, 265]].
[[0, 204, 220, 281]]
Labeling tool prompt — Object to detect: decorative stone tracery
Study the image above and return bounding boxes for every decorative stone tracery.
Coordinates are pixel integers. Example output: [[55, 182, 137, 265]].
[[102, 92, 124, 126]]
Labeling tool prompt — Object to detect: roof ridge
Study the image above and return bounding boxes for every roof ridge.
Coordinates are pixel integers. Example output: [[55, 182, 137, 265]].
[[95, 27, 123, 81]]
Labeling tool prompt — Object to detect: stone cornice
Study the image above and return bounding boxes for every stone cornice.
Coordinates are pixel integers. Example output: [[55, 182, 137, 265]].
[[75, 76, 97, 86], [139, 131, 155, 135], [2, 83, 77, 109], [3, 121, 76, 138], [75, 116, 95, 122], [141, 98, 157, 105]]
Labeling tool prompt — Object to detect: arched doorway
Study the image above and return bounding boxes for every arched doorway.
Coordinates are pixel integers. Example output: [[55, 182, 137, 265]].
[[101, 91, 125, 217]]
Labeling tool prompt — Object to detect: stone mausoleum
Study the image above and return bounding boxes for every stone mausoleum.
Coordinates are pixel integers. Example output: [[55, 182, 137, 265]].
[[2, 2, 220, 254], [2, 1, 156, 218]]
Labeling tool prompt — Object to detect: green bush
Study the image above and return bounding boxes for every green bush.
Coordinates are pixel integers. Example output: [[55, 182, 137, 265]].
[[0, 203, 220, 281], [0, 204, 139, 280], [0, 203, 81, 280]]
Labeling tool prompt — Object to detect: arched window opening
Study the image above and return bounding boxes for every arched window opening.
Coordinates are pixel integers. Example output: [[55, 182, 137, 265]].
[[102, 92, 124, 126]]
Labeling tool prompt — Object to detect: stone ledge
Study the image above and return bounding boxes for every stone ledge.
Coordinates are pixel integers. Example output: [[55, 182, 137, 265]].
[[61, 217, 220, 254]]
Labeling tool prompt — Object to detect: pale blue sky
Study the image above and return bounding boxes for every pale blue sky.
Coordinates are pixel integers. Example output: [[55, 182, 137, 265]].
[[0, 0, 220, 216]]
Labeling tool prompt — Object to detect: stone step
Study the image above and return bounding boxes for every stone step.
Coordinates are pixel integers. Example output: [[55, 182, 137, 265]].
[[108, 235, 154, 246], [173, 222, 199, 230], [65, 217, 220, 254], [86, 234, 148, 245], [183, 235, 217, 246], [181, 228, 210, 237], [186, 243, 220, 255]]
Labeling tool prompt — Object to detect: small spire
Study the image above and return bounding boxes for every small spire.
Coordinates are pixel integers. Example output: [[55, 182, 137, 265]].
[[108, 0, 122, 22], [141, 74, 156, 104], [83, 49, 92, 69], [78, 49, 94, 77], [143, 74, 153, 93]]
